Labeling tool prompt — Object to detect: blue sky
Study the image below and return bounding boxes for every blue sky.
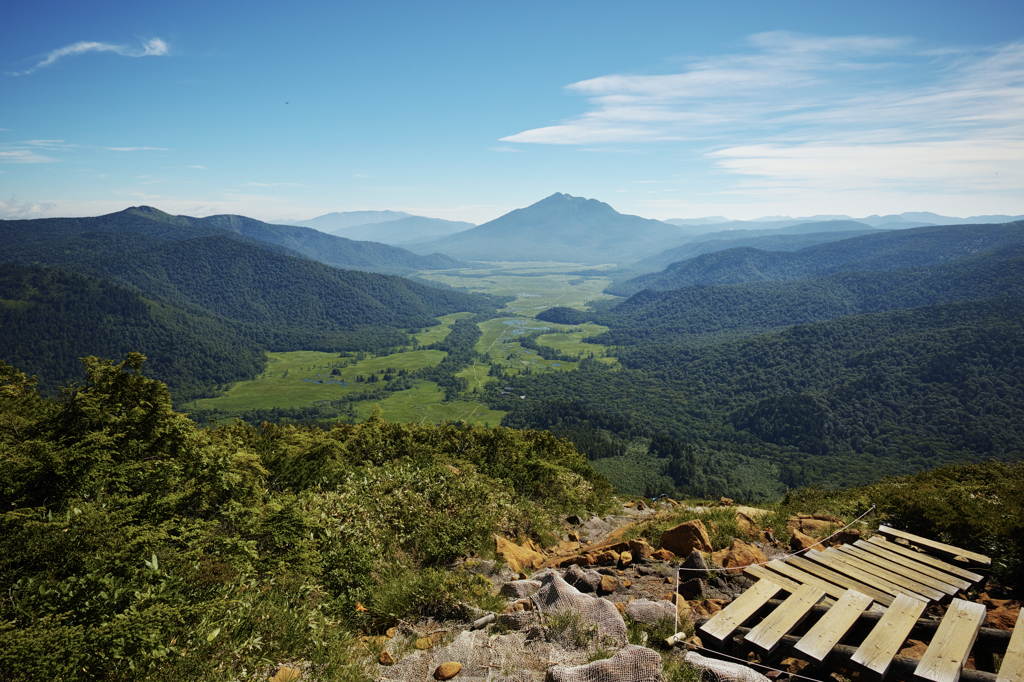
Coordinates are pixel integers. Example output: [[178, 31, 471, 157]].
[[2, 0, 1022, 224]]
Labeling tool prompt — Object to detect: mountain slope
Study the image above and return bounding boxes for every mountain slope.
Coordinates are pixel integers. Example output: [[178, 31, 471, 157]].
[[0, 207, 467, 276], [590, 244, 1024, 346], [609, 220, 1024, 295], [333, 215, 475, 244], [281, 210, 411, 231], [0, 265, 266, 398], [408, 193, 684, 263]]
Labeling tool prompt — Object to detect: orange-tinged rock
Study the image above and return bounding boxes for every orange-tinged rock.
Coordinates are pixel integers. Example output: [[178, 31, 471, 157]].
[[713, 539, 768, 574], [720, 497, 733, 506], [652, 548, 675, 561], [271, 668, 301, 682], [434, 662, 463, 680], [594, 550, 620, 565], [659, 520, 712, 556], [627, 538, 655, 560], [379, 651, 396, 666], [599, 575, 620, 594], [494, 535, 544, 574], [789, 529, 816, 552], [619, 551, 633, 568], [735, 512, 756, 537]]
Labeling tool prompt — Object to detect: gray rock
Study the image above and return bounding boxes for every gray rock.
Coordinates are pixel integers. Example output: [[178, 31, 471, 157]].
[[681, 550, 709, 580]]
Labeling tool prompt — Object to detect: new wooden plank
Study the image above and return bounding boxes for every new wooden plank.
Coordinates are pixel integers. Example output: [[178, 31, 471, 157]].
[[852, 593, 929, 679], [807, 549, 931, 603], [996, 609, 1024, 682], [877, 525, 991, 567], [788, 554, 895, 607], [759, 560, 848, 601], [745, 584, 826, 654], [700, 579, 782, 643], [744, 563, 803, 594], [795, 589, 875, 663], [856, 540, 973, 592], [827, 546, 948, 601], [840, 544, 960, 597], [915, 599, 987, 682], [868, 537, 984, 584]]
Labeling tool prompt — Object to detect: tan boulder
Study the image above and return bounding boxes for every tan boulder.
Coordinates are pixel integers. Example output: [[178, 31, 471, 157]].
[[495, 535, 544, 574], [623, 502, 635, 508], [627, 538, 655, 560], [434, 662, 463, 680], [599, 575, 620, 594], [619, 551, 633, 568], [271, 668, 301, 682], [719, 497, 733, 506], [567, 531, 581, 543], [379, 651, 396, 666], [594, 550, 620, 565], [636, 500, 647, 511], [652, 548, 675, 561], [658, 519, 713, 556], [735, 512, 756, 537], [712, 539, 768, 574], [789, 529, 816, 552], [415, 637, 434, 650], [386, 627, 397, 638]]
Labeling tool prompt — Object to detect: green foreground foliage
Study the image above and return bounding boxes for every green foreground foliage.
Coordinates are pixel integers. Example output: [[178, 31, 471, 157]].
[[0, 354, 612, 680]]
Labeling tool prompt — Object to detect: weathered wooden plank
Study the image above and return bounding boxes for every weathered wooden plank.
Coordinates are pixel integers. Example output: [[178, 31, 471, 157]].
[[856, 540, 972, 592], [852, 593, 929, 679], [787, 554, 895, 606], [807, 549, 931, 603], [915, 599, 987, 682], [795, 588, 875, 663], [745, 583, 826, 654], [996, 609, 1024, 682], [700, 579, 782, 643], [827, 546, 949, 601], [744, 563, 802, 594], [868, 537, 984, 584], [877, 525, 991, 566]]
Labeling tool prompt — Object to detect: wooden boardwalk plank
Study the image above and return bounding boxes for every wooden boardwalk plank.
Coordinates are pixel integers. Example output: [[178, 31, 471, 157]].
[[807, 549, 931, 603], [787, 554, 895, 607], [867, 537, 984, 584], [745, 583, 826, 654], [795, 589, 875, 663], [744, 563, 803, 594], [760, 560, 849, 601], [852, 593, 929, 679], [856, 540, 972, 592], [996, 609, 1024, 682], [877, 525, 991, 567], [915, 599, 987, 682], [700, 579, 782, 643], [828, 546, 950, 601]]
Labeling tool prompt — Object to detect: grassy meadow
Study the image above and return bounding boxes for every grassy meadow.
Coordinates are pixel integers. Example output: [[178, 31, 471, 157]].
[[182, 265, 621, 423]]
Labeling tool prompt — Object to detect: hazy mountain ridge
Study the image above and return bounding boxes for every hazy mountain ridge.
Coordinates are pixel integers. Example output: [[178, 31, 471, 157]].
[[332, 215, 475, 244], [609, 220, 1024, 296], [407, 193, 685, 262]]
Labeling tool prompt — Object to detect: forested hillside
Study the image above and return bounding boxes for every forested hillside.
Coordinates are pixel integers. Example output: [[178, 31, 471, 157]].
[[588, 244, 1024, 345], [490, 297, 1024, 498], [0, 266, 266, 399], [609, 220, 1024, 295]]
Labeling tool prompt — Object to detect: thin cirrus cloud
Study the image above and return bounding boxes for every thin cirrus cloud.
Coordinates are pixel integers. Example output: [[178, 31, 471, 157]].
[[501, 32, 1024, 193], [10, 38, 169, 76]]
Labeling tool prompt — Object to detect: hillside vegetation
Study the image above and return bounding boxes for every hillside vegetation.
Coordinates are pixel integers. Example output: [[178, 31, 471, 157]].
[[0, 354, 612, 680]]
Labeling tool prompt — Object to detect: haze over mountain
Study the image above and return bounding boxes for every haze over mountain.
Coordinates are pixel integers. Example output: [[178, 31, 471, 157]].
[[276, 210, 412, 232], [608, 220, 1024, 296], [331, 215, 475, 245], [664, 212, 1024, 234], [408, 193, 684, 263]]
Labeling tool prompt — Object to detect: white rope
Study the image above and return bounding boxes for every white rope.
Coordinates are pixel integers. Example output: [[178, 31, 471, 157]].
[[673, 504, 876, 637]]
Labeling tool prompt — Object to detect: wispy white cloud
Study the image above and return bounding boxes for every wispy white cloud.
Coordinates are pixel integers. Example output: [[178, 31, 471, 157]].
[[10, 38, 169, 76], [190, 165, 206, 169], [0, 196, 57, 219], [0, 149, 58, 163], [107, 146, 169, 152], [501, 33, 1024, 198]]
